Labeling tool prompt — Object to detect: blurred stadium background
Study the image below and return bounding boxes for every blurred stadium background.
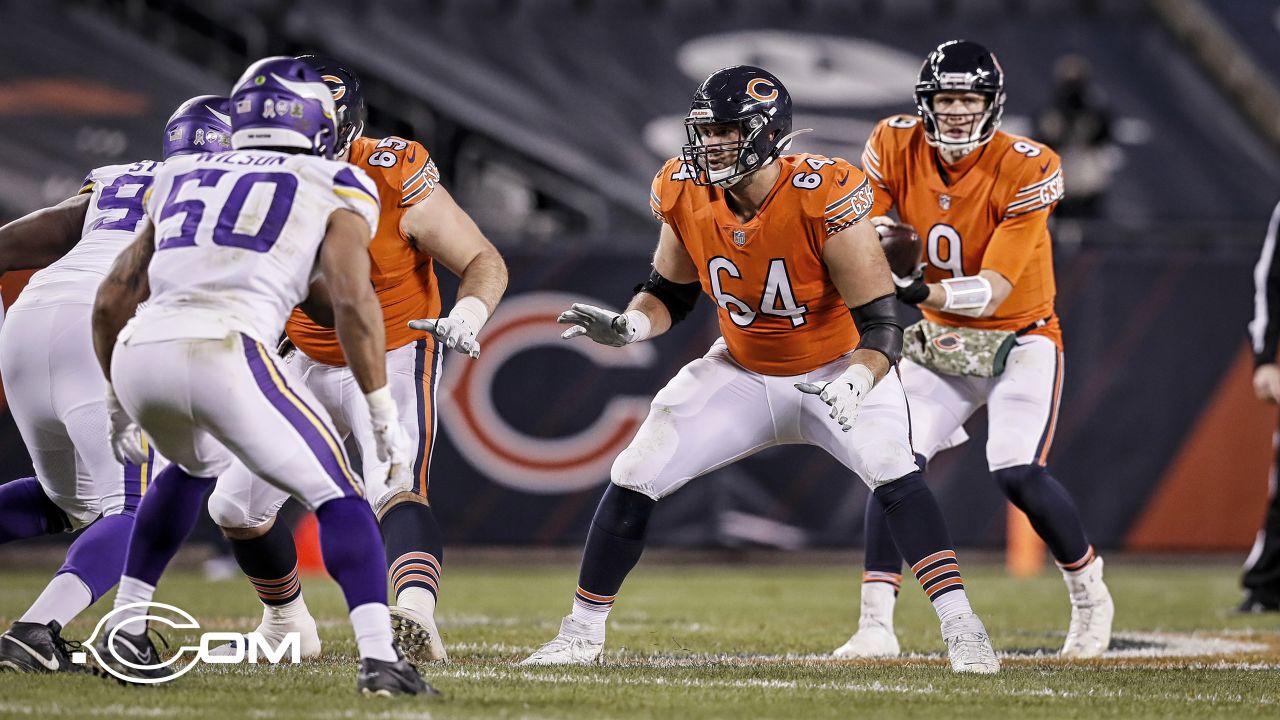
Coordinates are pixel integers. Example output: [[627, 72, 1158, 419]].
[[2, 0, 1279, 564]]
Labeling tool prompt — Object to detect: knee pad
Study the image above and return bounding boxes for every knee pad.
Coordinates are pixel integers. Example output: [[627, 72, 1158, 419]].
[[992, 463, 1042, 496], [207, 488, 254, 530], [592, 484, 656, 541]]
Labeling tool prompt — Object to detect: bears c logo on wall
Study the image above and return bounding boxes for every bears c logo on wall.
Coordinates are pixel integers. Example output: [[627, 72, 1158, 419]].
[[437, 292, 657, 494], [746, 78, 778, 102]]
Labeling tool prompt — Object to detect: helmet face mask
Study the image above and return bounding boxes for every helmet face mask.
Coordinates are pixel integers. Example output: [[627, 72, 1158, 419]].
[[915, 40, 1006, 156], [680, 65, 794, 188]]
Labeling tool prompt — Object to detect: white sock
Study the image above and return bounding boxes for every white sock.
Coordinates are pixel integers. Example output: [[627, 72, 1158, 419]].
[[20, 573, 93, 627], [349, 603, 397, 662], [108, 576, 156, 631], [859, 581, 898, 630], [569, 599, 611, 632], [396, 587, 437, 620], [932, 588, 974, 624], [263, 596, 310, 625]]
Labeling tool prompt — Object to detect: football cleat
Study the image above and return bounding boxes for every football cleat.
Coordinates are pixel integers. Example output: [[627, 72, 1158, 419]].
[[205, 606, 323, 659], [1235, 592, 1280, 614], [0, 621, 88, 673], [1061, 556, 1114, 658], [92, 625, 174, 682], [357, 649, 440, 697], [389, 605, 448, 663], [832, 623, 900, 660], [519, 616, 604, 666], [941, 613, 999, 674]]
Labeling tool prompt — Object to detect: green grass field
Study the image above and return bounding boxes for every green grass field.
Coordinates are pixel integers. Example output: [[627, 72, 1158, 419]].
[[2, 557, 1279, 719]]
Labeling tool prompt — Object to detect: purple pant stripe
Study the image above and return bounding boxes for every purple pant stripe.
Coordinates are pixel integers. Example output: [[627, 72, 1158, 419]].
[[240, 335, 358, 495]]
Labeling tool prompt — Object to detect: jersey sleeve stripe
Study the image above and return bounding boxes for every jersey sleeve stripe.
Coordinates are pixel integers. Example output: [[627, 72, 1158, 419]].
[[863, 142, 881, 165], [401, 163, 430, 190], [649, 189, 665, 222], [400, 182, 432, 207], [1014, 169, 1062, 197], [334, 167, 380, 207], [825, 177, 871, 213], [335, 186, 380, 208]]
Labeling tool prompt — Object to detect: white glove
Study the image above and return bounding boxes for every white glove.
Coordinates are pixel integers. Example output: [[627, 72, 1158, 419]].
[[105, 384, 148, 465], [365, 385, 411, 479], [795, 364, 876, 432], [557, 304, 651, 347], [408, 296, 488, 358]]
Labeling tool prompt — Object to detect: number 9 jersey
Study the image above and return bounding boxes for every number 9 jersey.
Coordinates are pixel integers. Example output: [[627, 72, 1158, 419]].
[[138, 149, 380, 345], [650, 153, 875, 376], [862, 116, 1065, 347]]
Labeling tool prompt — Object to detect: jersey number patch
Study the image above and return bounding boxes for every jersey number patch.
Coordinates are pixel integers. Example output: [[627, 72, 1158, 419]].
[[926, 223, 965, 278], [93, 173, 154, 233], [157, 170, 298, 253], [708, 257, 808, 328]]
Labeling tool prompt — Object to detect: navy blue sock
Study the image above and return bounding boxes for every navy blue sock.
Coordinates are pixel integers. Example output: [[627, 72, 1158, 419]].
[[123, 466, 216, 586], [872, 472, 966, 601], [574, 485, 654, 614], [993, 464, 1092, 567], [862, 495, 905, 594], [229, 521, 302, 606], [381, 501, 444, 601], [0, 477, 70, 543], [316, 497, 387, 610]]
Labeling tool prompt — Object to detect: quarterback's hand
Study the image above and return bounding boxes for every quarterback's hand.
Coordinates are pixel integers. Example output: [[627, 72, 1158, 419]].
[[408, 296, 488, 359], [558, 304, 649, 347], [795, 364, 876, 432], [1255, 364, 1280, 404], [365, 386, 412, 478], [105, 385, 148, 465]]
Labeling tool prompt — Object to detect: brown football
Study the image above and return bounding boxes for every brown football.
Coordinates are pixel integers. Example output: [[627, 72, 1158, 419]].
[[876, 221, 922, 278]]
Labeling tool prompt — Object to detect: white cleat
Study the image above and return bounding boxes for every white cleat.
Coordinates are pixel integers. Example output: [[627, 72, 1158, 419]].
[[941, 613, 999, 674], [833, 622, 900, 659], [206, 610, 322, 659], [1061, 556, 1114, 658], [519, 616, 604, 666], [390, 605, 448, 663]]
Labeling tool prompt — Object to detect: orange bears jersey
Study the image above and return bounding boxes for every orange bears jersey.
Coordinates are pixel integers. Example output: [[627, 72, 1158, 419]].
[[650, 153, 876, 376], [861, 116, 1065, 347], [286, 135, 444, 365]]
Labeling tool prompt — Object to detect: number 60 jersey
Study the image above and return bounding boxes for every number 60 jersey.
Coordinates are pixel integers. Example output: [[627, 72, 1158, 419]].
[[136, 149, 380, 345], [650, 153, 875, 376]]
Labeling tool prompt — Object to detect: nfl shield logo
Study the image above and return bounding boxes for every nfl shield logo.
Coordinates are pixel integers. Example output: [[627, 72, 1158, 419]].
[[732, 229, 747, 247], [939, 194, 951, 210]]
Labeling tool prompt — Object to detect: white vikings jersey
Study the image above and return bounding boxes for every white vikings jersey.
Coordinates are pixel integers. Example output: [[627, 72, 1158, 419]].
[[131, 149, 379, 345], [17, 160, 161, 308]]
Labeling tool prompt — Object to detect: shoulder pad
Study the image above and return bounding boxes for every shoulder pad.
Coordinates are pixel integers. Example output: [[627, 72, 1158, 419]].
[[995, 135, 1063, 218], [650, 156, 692, 223], [792, 155, 874, 233]]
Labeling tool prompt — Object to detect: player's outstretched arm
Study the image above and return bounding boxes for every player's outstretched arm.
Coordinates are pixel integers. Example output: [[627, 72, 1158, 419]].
[[92, 220, 155, 379], [559, 223, 699, 346], [0, 193, 90, 273], [403, 184, 508, 358], [321, 209, 386, 393]]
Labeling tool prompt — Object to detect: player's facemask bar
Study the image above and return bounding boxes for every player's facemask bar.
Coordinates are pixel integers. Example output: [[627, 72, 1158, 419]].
[[681, 115, 808, 189], [918, 93, 1000, 156]]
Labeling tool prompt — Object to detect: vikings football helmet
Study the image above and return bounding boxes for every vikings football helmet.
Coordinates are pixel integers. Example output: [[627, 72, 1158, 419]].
[[162, 95, 231, 159], [681, 65, 798, 188], [296, 54, 365, 157], [229, 56, 338, 159], [914, 40, 1006, 155]]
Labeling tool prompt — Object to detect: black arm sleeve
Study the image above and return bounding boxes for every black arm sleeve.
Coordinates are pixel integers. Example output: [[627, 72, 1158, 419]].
[[850, 293, 903, 366], [1251, 201, 1280, 367], [634, 268, 701, 324]]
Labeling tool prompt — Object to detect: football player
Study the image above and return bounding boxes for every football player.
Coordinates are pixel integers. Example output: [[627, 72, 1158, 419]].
[[835, 40, 1113, 660], [205, 55, 507, 663], [523, 66, 999, 673], [89, 57, 434, 695], [0, 96, 229, 673]]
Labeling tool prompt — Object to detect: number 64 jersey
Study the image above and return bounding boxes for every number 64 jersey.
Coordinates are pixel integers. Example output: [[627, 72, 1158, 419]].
[[134, 149, 380, 345], [650, 153, 875, 376]]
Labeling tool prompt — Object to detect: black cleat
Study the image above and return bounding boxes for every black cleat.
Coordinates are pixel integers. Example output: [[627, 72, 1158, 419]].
[[93, 626, 175, 683], [1235, 592, 1280, 614], [357, 650, 440, 697], [0, 621, 88, 673]]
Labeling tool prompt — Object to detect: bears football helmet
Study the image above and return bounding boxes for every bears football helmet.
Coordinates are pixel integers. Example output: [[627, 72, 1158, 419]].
[[681, 65, 798, 188], [914, 40, 1006, 156], [296, 54, 365, 157], [229, 56, 338, 159], [162, 95, 231, 159]]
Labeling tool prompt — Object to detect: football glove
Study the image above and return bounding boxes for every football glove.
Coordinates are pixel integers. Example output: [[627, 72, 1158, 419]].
[[795, 364, 876, 432], [105, 384, 149, 465], [558, 304, 650, 347], [365, 386, 412, 481], [893, 263, 929, 305], [408, 296, 488, 359]]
